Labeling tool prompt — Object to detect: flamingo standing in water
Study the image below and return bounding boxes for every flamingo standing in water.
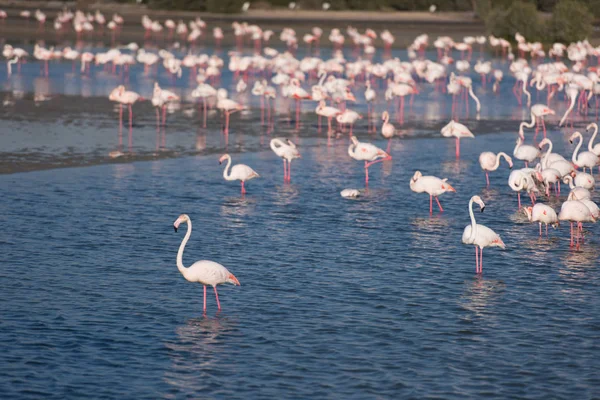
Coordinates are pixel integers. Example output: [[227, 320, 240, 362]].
[[479, 151, 513, 186], [558, 200, 596, 247], [217, 89, 245, 135], [152, 82, 180, 127], [192, 83, 217, 128], [348, 136, 390, 185], [173, 214, 240, 313], [462, 195, 506, 274], [569, 131, 599, 174], [440, 120, 474, 158], [270, 138, 301, 183], [381, 111, 396, 152], [109, 85, 142, 149], [316, 100, 341, 133], [219, 154, 260, 195], [409, 171, 456, 214], [521, 104, 555, 140], [523, 204, 559, 237]]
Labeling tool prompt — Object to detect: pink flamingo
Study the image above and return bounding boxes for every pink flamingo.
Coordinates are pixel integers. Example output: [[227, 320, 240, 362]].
[[410, 171, 456, 214], [441, 120, 475, 158], [348, 136, 391, 186], [108, 85, 142, 149], [219, 154, 260, 195], [270, 138, 301, 183], [479, 152, 513, 187], [381, 111, 396, 153], [462, 195, 506, 274], [216, 89, 245, 135], [173, 214, 240, 314], [152, 82, 180, 127]]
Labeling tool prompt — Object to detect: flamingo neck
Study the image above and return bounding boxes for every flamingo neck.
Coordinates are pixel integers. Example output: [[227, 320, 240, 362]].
[[177, 220, 191, 280], [523, 110, 536, 129], [347, 142, 357, 159], [468, 198, 478, 242], [560, 95, 576, 126], [495, 152, 509, 170], [572, 134, 582, 164], [468, 85, 481, 112], [589, 125, 598, 152], [542, 142, 552, 168], [222, 156, 233, 180]]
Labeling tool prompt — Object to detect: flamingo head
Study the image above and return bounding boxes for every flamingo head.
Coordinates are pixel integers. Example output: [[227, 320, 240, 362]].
[[350, 136, 359, 146], [173, 214, 190, 232], [543, 107, 555, 115], [227, 273, 241, 286], [538, 138, 550, 150], [411, 170, 422, 183], [219, 154, 230, 164], [569, 131, 580, 144], [586, 122, 597, 132], [382, 111, 389, 121], [523, 206, 533, 221], [345, 90, 356, 102], [472, 195, 485, 212]]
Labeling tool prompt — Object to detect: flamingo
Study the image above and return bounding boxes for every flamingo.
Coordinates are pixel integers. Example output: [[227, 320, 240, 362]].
[[152, 82, 180, 127], [523, 204, 559, 236], [440, 120, 474, 158], [348, 136, 391, 185], [340, 189, 361, 198], [569, 131, 599, 174], [586, 123, 600, 160], [192, 83, 217, 128], [563, 175, 591, 201], [316, 100, 341, 133], [109, 85, 142, 148], [173, 214, 240, 313], [219, 154, 260, 195], [462, 195, 506, 274], [513, 135, 539, 168], [270, 138, 301, 183], [336, 109, 362, 135], [409, 171, 456, 214], [381, 111, 396, 153], [558, 200, 596, 247], [509, 168, 541, 208], [559, 85, 579, 127], [217, 89, 245, 135], [574, 171, 595, 190], [479, 151, 513, 186], [521, 104, 555, 140]]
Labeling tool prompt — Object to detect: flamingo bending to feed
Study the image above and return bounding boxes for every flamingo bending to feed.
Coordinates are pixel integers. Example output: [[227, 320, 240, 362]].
[[441, 120, 474, 158], [219, 154, 260, 195], [462, 195, 506, 274], [479, 151, 513, 187], [381, 111, 396, 152], [569, 131, 599, 174], [316, 100, 341, 133], [173, 214, 240, 313], [523, 204, 558, 236], [563, 175, 591, 201], [192, 83, 217, 128], [558, 200, 596, 247], [270, 138, 301, 183], [336, 109, 362, 135], [409, 171, 456, 214], [509, 168, 541, 208], [348, 136, 391, 185]]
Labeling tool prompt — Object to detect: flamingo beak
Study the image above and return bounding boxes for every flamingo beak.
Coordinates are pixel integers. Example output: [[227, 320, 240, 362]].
[[447, 184, 456, 192], [480, 206, 485, 213], [174, 226, 178, 232], [229, 273, 241, 286]]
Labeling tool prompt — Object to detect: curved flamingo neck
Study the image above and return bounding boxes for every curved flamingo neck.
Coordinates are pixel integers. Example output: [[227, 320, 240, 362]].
[[177, 220, 192, 280], [572, 134, 582, 164], [588, 125, 598, 152], [468, 198, 478, 242], [541, 141, 552, 168], [495, 152, 510, 169], [222, 156, 232, 180]]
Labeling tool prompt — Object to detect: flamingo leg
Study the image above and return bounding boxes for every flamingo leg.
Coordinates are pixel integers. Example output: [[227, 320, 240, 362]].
[[155, 108, 160, 128], [518, 192, 521, 209], [486, 171, 490, 187], [162, 105, 167, 126], [475, 246, 479, 273], [283, 159, 287, 182], [365, 162, 369, 186], [214, 286, 221, 310], [203, 285, 207, 313], [455, 137, 460, 158], [546, 223, 549, 237], [539, 222, 542, 237], [429, 194, 433, 214], [479, 248, 483, 274], [203, 97, 207, 128], [570, 222, 574, 247], [435, 196, 444, 212], [128, 104, 133, 150], [241, 181, 246, 195]]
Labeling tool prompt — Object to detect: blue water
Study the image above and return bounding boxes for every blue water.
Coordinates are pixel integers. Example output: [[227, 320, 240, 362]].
[[1, 39, 600, 399]]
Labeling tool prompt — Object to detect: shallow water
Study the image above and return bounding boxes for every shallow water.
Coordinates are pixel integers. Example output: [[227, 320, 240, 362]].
[[1, 40, 600, 399]]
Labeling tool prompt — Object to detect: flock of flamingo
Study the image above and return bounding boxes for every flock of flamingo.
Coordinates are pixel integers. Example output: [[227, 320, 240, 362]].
[[5, 8, 600, 312]]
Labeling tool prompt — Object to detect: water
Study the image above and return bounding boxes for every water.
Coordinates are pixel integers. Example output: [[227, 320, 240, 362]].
[[1, 40, 600, 399]]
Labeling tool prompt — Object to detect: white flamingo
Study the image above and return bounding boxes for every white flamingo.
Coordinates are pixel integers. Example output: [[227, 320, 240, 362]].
[[219, 154, 260, 195], [479, 151, 513, 187], [462, 195, 506, 274], [173, 214, 240, 313], [348, 136, 390, 185], [409, 171, 456, 214], [523, 204, 558, 236], [270, 138, 301, 183], [569, 131, 598, 173]]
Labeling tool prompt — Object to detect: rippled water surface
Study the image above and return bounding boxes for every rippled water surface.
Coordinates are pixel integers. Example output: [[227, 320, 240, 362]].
[[1, 39, 600, 399]]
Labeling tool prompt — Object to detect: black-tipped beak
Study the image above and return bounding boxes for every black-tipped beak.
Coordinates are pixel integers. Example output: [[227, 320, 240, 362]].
[[509, 165, 513, 169], [174, 226, 178, 232], [219, 161, 222, 165], [481, 206, 485, 213], [570, 140, 573, 144]]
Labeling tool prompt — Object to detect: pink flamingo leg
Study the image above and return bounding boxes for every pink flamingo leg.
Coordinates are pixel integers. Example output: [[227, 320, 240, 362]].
[[475, 246, 479, 273], [429, 194, 433, 214], [546, 223, 548, 237], [570, 222, 574, 247], [241, 181, 246, 195], [364, 161, 369, 186], [283, 159, 287, 182], [485, 171, 490, 187], [214, 286, 221, 310], [162, 106, 167, 126], [539, 223, 542, 236], [479, 248, 483, 274], [518, 192, 521, 209], [455, 137, 460, 158], [288, 161, 292, 182], [435, 196, 444, 212], [118, 104, 123, 148], [128, 104, 133, 150], [203, 97, 207, 128], [203, 285, 207, 313]]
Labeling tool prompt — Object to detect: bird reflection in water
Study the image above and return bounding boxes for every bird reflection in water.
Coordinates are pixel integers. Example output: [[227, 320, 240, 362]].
[[560, 245, 597, 278], [220, 196, 257, 223], [164, 316, 236, 394], [195, 128, 206, 151], [441, 159, 470, 175], [461, 276, 506, 317]]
